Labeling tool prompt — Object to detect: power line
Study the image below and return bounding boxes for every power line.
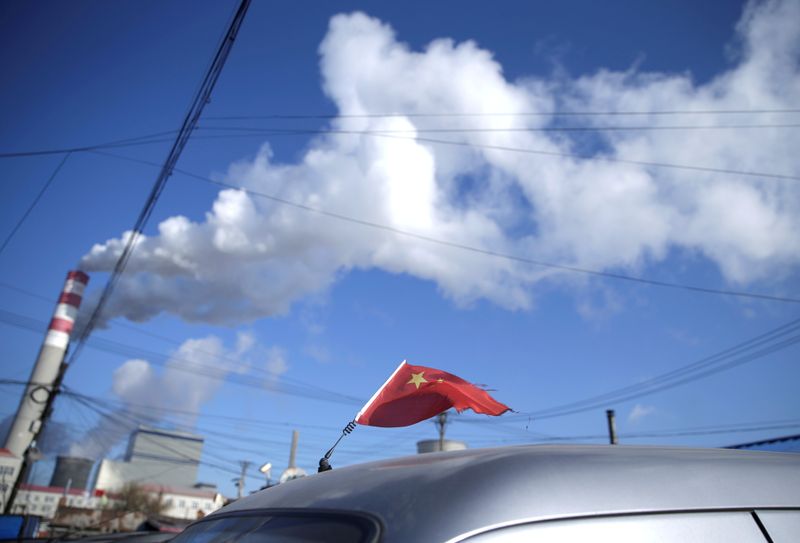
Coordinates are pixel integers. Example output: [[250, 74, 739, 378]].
[[90, 149, 800, 305], [205, 108, 800, 120], [0, 153, 71, 258], [6, 119, 800, 160], [62, 388, 341, 432], [3, 123, 798, 183], [505, 316, 800, 421], [67, 395, 251, 480], [0, 132, 177, 159], [467, 420, 800, 445], [198, 123, 800, 133], [66, 0, 252, 368], [141, 125, 800, 182], [529, 317, 800, 416], [0, 307, 363, 407], [0, 280, 363, 404], [384, 132, 800, 182]]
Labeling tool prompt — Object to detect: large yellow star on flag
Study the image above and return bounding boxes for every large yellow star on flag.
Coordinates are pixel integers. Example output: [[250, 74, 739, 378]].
[[407, 371, 428, 389]]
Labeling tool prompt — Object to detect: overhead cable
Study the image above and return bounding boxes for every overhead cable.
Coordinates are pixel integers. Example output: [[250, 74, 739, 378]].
[[91, 149, 800, 305], [66, 0, 252, 367], [0, 153, 71, 258], [0, 132, 177, 159], [205, 107, 800, 120], [198, 123, 800, 133], [0, 307, 363, 407], [506, 317, 800, 420]]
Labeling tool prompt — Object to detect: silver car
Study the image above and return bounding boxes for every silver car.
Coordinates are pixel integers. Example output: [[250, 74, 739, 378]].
[[171, 445, 800, 542]]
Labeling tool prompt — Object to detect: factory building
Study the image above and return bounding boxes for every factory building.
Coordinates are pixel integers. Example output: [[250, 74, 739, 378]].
[[10, 482, 223, 522], [95, 426, 203, 491], [9, 426, 222, 526], [9, 484, 106, 519], [0, 448, 23, 512]]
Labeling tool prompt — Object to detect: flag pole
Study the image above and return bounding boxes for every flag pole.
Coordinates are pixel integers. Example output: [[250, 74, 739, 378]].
[[318, 420, 356, 472], [318, 360, 407, 472]]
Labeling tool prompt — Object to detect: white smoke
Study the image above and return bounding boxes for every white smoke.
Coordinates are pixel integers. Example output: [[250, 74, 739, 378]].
[[81, 0, 800, 325], [69, 333, 287, 459]]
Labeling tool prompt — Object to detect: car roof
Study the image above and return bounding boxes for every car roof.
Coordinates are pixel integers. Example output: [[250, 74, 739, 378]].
[[222, 444, 800, 542]]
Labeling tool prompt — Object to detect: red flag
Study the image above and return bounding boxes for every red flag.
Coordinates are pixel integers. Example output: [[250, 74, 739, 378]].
[[355, 361, 510, 427]]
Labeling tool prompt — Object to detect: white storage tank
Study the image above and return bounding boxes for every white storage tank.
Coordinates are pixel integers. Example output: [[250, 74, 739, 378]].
[[416, 439, 467, 454]]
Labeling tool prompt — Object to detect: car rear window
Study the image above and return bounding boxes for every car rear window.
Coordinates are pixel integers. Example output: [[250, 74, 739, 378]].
[[170, 510, 380, 543]]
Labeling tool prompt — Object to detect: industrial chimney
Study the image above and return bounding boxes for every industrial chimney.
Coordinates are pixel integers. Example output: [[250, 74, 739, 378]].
[[4, 270, 89, 458]]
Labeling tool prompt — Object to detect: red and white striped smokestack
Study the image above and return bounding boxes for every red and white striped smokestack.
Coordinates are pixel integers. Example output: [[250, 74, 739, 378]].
[[3, 270, 89, 458], [45, 270, 89, 350]]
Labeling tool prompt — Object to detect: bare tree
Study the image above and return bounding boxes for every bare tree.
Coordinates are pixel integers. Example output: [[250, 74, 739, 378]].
[[113, 483, 167, 517]]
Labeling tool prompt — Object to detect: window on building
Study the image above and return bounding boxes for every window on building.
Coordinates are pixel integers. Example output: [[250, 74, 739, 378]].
[[192, 501, 199, 509], [179, 500, 186, 508], [32, 495, 40, 502], [44, 496, 55, 503]]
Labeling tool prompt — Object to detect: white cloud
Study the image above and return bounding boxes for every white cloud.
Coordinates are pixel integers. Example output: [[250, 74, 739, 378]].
[[81, 0, 800, 326], [304, 344, 331, 364], [264, 346, 289, 379], [628, 403, 657, 424]]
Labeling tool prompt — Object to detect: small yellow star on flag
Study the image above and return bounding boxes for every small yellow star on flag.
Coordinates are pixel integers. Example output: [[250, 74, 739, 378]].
[[407, 371, 428, 389]]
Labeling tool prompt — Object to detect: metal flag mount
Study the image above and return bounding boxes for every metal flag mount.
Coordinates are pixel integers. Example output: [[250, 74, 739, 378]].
[[318, 420, 356, 472]]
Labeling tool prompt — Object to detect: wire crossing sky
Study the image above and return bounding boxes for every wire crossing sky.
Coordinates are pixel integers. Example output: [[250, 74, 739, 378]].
[[1, 0, 799, 496]]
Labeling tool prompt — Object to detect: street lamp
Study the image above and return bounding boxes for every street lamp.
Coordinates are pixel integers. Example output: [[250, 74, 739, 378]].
[[259, 462, 272, 488]]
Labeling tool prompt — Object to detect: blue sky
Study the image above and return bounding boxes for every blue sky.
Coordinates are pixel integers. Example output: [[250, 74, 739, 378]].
[[1, 0, 799, 497]]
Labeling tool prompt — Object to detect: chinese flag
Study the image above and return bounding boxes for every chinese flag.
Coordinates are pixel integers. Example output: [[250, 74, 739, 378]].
[[355, 361, 510, 427]]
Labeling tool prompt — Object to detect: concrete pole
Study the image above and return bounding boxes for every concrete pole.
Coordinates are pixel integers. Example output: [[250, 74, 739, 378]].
[[237, 461, 250, 500], [288, 430, 299, 469], [606, 409, 618, 445], [4, 271, 89, 458]]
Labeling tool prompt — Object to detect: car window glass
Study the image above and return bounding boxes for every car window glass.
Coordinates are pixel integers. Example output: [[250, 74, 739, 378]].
[[170, 512, 376, 543], [463, 511, 767, 542], [755, 510, 800, 543]]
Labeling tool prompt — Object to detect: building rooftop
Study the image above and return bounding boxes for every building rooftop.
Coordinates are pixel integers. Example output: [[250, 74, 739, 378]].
[[20, 484, 105, 497]]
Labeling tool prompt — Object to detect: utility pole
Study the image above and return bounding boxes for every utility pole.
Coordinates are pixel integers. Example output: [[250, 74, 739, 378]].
[[237, 461, 250, 499], [288, 430, 299, 470], [4, 0, 253, 515], [606, 409, 618, 445], [436, 412, 448, 451]]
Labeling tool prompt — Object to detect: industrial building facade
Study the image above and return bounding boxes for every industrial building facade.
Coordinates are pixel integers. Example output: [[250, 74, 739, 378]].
[[6, 425, 222, 527], [10, 483, 223, 522], [95, 426, 203, 491]]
